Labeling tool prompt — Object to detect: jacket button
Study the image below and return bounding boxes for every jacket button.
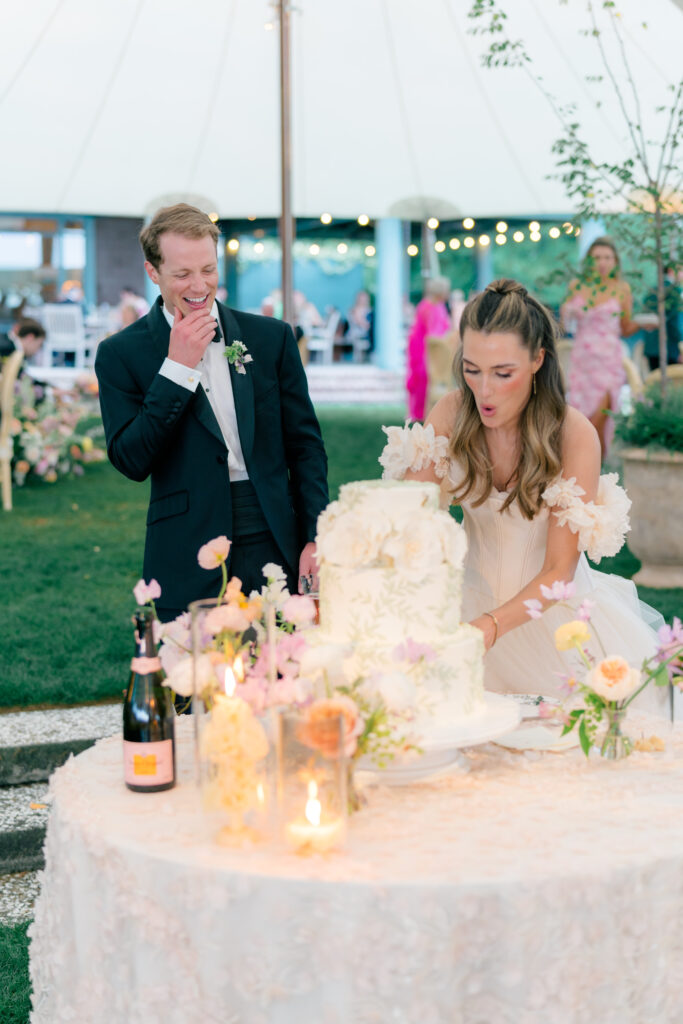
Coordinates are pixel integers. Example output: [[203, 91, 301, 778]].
[[216, 454, 226, 465]]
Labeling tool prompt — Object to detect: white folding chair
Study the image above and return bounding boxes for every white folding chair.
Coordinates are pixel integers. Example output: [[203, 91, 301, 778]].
[[33, 304, 92, 369], [306, 311, 340, 365]]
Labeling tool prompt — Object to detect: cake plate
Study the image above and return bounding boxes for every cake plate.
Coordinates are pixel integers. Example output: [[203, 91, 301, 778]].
[[356, 693, 521, 785]]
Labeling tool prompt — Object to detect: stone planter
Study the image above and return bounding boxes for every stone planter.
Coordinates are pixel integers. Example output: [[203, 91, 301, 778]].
[[620, 447, 683, 588]]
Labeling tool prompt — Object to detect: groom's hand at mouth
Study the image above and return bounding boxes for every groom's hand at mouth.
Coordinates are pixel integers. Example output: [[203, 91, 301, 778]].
[[168, 306, 218, 367]]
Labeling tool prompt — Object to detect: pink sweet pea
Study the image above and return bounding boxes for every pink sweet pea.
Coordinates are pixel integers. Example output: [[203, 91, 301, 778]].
[[656, 617, 683, 680], [197, 536, 231, 570], [577, 598, 595, 622], [524, 599, 543, 620], [133, 578, 162, 605], [540, 581, 576, 602]]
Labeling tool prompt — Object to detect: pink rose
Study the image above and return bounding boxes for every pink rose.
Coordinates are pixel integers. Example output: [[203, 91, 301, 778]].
[[197, 536, 231, 570]]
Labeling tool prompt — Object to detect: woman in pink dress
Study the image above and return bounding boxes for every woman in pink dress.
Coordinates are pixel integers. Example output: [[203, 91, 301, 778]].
[[406, 276, 452, 421], [562, 237, 641, 457]]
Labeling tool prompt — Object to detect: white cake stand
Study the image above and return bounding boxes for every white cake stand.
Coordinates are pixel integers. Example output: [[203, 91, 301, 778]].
[[356, 693, 521, 785]]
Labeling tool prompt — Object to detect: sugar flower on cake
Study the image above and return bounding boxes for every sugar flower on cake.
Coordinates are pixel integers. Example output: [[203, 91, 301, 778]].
[[436, 512, 468, 566], [383, 514, 445, 572], [585, 656, 641, 703], [363, 670, 417, 714], [316, 512, 391, 568], [393, 638, 436, 664]]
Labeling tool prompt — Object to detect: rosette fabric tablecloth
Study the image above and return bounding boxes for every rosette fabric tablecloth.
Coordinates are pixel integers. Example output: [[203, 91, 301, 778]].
[[30, 717, 683, 1024]]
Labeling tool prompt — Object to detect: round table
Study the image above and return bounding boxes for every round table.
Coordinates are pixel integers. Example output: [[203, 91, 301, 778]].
[[29, 715, 683, 1024]]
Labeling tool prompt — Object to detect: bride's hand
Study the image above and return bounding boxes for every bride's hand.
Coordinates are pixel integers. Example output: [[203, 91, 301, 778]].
[[469, 614, 498, 652]]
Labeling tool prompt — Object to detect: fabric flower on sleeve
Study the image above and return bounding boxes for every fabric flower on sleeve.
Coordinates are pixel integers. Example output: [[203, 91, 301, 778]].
[[542, 473, 631, 563], [379, 423, 450, 480]]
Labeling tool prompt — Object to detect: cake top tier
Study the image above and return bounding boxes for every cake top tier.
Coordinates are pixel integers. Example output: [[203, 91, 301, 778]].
[[316, 479, 467, 571]]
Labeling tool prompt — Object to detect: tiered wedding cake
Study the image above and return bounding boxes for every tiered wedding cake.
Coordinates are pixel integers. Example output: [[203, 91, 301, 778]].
[[315, 480, 486, 743]]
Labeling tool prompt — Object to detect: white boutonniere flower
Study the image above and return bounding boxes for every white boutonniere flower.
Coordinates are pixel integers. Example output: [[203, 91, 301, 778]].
[[224, 340, 253, 374]]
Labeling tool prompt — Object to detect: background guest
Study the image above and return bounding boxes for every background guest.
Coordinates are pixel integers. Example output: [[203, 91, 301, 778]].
[[406, 276, 452, 421]]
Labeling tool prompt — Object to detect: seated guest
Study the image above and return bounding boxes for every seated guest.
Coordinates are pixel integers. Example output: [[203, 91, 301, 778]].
[[0, 317, 46, 364]]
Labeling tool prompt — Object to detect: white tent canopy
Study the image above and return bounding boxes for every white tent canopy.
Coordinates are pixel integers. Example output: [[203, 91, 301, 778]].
[[0, 0, 681, 220]]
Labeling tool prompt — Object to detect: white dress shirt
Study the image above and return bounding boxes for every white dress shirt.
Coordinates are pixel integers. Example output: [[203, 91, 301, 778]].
[[158, 302, 249, 482]]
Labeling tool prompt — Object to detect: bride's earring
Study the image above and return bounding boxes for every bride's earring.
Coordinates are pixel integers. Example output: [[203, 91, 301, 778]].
[[533, 373, 537, 396]]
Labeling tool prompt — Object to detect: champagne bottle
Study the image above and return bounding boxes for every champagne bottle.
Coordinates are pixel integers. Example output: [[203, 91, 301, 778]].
[[123, 607, 176, 792]]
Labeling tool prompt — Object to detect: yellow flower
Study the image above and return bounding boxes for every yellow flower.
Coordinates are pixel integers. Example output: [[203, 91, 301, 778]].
[[81, 436, 94, 452], [554, 620, 591, 651]]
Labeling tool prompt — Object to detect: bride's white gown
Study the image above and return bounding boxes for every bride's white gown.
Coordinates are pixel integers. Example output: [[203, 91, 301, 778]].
[[461, 487, 663, 709], [380, 424, 667, 714]]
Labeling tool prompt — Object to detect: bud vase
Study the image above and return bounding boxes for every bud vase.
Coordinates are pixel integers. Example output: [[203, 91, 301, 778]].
[[600, 707, 633, 760]]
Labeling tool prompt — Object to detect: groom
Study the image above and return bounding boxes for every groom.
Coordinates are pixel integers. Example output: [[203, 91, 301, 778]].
[[95, 203, 328, 621]]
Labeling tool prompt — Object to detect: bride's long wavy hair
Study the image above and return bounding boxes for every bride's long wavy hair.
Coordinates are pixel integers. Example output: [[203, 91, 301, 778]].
[[449, 279, 566, 520]]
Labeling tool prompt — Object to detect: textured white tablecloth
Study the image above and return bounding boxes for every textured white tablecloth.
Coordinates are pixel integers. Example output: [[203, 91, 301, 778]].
[[29, 715, 683, 1024]]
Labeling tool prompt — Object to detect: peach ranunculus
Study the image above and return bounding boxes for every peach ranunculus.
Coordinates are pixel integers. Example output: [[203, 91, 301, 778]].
[[298, 696, 364, 759], [585, 656, 641, 703], [554, 620, 591, 652], [197, 536, 231, 570]]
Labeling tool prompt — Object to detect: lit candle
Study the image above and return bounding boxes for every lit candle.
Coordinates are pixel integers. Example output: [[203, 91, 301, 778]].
[[284, 779, 345, 853]]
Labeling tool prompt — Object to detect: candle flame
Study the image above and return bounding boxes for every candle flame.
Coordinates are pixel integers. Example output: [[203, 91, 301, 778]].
[[305, 779, 321, 827], [233, 654, 245, 683], [224, 666, 236, 697], [256, 782, 265, 805]]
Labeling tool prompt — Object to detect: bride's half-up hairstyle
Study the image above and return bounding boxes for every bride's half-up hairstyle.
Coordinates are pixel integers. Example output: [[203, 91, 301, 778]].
[[450, 278, 566, 519]]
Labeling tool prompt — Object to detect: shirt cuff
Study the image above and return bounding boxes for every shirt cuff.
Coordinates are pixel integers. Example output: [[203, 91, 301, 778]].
[[159, 358, 201, 391]]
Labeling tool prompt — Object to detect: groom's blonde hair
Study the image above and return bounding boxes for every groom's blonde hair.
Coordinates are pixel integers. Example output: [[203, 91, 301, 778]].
[[140, 204, 220, 269], [450, 279, 566, 520]]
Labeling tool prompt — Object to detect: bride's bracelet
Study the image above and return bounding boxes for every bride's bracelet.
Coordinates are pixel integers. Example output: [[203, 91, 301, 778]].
[[482, 611, 499, 648]]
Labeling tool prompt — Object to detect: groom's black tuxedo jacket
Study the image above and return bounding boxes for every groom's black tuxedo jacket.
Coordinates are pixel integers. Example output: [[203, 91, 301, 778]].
[[95, 297, 328, 611]]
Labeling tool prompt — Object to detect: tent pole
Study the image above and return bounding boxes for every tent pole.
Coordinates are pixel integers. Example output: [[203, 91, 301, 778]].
[[279, 0, 294, 328]]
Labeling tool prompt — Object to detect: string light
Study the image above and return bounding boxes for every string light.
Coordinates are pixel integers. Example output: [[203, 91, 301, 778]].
[[434, 240, 446, 252], [496, 221, 508, 233], [364, 244, 376, 256], [463, 217, 475, 230], [208, 212, 219, 223], [495, 234, 507, 245], [247, 216, 256, 221], [264, 21, 274, 31], [357, 214, 370, 226], [513, 231, 524, 243], [320, 213, 332, 224], [464, 237, 475, 248], [479, 234, 490, 247], [407, 244, 419, 256], [549, 227, 561, 238], [427, 217, 439, 230], [337, 242, 348, 254], [529, 220, 540, 232], [574, 226, 581, 236], [564, 224, 574, 234], [449, 238, 460, 250], [227, 238, 240, 252], [253, 242, 264, 254], [530, 231, 541, 242]]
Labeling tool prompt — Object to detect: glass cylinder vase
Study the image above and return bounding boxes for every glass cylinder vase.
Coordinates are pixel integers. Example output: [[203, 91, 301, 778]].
[[599, 706, 633, 761], [277, 709, 348, 854], [190, 598, 275, 843]]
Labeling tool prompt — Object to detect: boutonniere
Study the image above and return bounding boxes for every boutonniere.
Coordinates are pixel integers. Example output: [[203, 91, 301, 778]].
[[224, 340, 253, 375]]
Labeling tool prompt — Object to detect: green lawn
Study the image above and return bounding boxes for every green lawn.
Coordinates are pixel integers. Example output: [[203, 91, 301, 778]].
[[0, 924, 31, 1024], [0, 403, 679, 709]]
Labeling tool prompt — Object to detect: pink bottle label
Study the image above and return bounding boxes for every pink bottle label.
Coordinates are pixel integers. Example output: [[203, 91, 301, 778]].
[[130, 657, 162, 672], [123, 739, 174, 786]]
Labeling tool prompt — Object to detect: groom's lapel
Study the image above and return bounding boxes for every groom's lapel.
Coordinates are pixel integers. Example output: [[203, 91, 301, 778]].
[[219, 304, 255, 462]]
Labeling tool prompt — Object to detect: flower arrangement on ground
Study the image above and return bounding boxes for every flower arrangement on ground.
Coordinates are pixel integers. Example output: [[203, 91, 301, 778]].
[[525, 582, 683, 758], [10, 375, 105, 485]]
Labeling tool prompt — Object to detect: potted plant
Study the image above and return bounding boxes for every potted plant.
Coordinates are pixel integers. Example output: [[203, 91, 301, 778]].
[[610, 386, 683, 586]]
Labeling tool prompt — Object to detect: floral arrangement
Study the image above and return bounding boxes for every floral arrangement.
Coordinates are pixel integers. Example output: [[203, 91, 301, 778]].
[[525, 581, 683, 757], [10, 374, 105, 486], [134, 536, 413, 788]]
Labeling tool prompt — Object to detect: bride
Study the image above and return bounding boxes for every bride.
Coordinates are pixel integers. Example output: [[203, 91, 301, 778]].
[[380, 278, 665, 706]]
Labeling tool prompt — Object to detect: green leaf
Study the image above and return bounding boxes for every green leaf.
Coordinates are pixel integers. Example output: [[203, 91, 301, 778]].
[[578, 717, 592, 757]]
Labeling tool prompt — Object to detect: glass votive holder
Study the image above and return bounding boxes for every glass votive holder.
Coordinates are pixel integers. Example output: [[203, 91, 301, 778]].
[[190, 598, 275, 843], [277, 708, 348, 854]]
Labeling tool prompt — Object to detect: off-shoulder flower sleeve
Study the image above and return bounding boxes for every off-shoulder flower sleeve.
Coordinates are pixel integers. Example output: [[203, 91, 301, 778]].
[[379, 423, 450, 480], [541, 472, 631, 563]]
